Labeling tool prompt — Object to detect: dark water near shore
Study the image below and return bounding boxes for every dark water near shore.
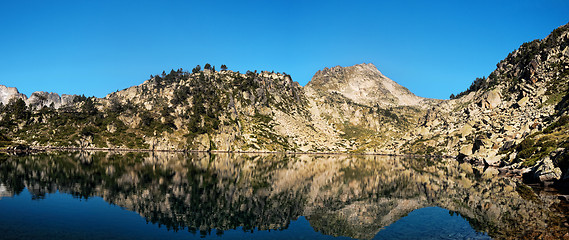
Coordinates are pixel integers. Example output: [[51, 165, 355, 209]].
[[0, 152, 567, 239]]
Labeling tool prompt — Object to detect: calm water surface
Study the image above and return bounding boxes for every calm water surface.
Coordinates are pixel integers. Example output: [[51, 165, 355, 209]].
[[0, 152, 566, 239]]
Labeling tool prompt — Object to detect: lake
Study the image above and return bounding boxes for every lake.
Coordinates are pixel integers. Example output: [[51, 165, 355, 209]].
[[0, 152, 567, 239]]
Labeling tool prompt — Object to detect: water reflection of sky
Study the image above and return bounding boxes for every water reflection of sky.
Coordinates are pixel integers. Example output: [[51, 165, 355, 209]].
[[0, 189, 487, 240], [374, 207, 490, 240], [0, 152, 564, 239]]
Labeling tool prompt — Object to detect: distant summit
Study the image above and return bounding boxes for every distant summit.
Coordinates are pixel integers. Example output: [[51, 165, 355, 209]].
[[306, 63, 429, 107], [0, 85, 75, 109]]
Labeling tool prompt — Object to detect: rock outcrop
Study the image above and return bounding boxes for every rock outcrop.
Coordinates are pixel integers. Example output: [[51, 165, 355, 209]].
[[26, 91, 76, 109], [532, 156, 562, 182], [0, 85, 76, 109], [0, 85, 26, 105]]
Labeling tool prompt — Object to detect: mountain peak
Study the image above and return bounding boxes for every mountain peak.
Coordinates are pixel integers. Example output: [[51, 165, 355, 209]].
[[306, 63, 425, 107]]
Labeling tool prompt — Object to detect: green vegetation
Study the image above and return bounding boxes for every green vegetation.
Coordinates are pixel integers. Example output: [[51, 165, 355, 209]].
[[541, 23, 569, 52], [0, 132, 10, 147], [515, 183, 539, 203], [543, 115, 569, 134], [404, 138, 444, 156], [450, 76, 486, 99], [0, 94, 150, 149], [0, 63, 313, 151], [340, 124, 374, 140], [506, 115, 569, 167], [248, 112, 292, 151]]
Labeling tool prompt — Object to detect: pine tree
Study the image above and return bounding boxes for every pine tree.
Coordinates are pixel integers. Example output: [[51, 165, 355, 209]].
[[192, 65, 201, 73]]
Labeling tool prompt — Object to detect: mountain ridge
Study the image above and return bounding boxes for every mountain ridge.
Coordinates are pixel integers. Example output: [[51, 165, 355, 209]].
[[1, 22, 569, 183]]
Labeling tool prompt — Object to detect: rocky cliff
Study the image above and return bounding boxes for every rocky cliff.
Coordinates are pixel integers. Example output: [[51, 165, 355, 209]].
[[402, 22, 569, 183], [0, 85, 75, 109], [0, 85, 26, 105], [1, 22, 569, 181]]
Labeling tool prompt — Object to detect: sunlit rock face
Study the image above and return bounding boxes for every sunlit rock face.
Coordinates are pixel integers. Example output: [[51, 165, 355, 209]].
[[302, 63, 443, 154], [0, 152, 567, 239], [0, 85, 27, 105], [26, 91, 76, 109], [306, 63, 435, 108], [0, 85, 76, 109]]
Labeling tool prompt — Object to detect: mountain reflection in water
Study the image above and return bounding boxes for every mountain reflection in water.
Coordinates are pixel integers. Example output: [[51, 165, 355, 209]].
[[0, 152, 567, 239]]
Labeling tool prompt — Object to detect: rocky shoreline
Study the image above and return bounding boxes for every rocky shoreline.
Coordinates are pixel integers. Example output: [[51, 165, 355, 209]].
[[0, 145, 455, 159], [3, 144, 566, 197]]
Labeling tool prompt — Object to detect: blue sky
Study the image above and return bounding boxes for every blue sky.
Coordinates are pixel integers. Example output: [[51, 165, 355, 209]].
[[1, 0, 568, 99]]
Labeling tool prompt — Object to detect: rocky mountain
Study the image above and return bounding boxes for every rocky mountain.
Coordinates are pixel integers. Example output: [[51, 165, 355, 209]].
[[304, 63, 440, 152], [1, 22, 569, 183], [402, 22, 569, 183], [306, 63, 432, 107], [0, 63, 426, 153]]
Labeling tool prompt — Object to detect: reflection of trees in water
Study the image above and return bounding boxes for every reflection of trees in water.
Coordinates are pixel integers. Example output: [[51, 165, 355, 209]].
[[0, 152, 566, 239]]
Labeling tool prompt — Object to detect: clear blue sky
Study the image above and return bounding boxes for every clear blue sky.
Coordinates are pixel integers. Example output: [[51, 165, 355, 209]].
[[1, 0, 568, 99]]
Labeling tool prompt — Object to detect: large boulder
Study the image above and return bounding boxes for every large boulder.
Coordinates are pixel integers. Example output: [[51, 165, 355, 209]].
[[532, 156, 562, 182], [479, 89, 502, 109], [458, 124, 473, 137], [192, 134, 211, 151], [459, 144, 473, 155], [516, 96, 529, 108]]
